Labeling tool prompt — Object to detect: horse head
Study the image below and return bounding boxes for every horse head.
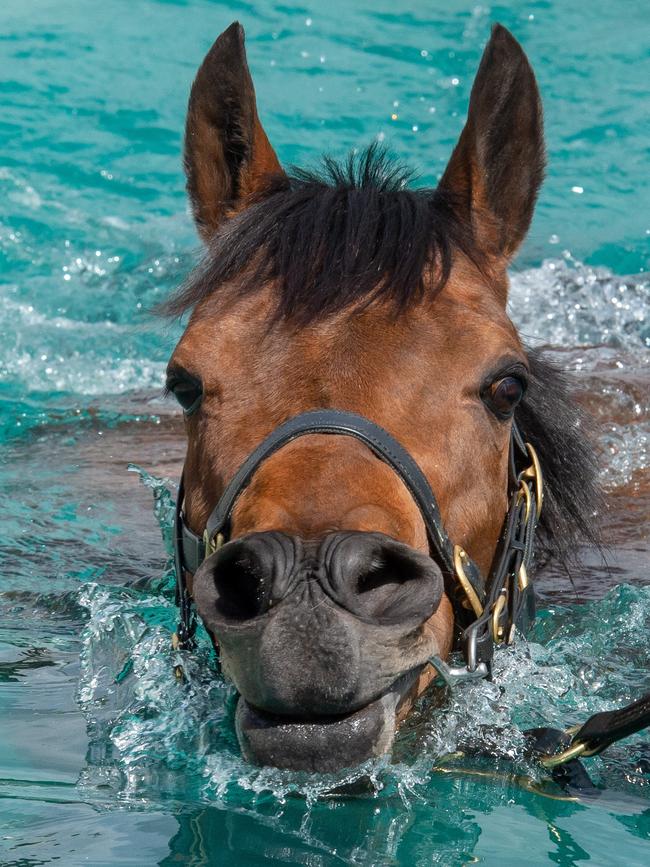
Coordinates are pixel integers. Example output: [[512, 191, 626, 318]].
[[162, 23, 596, 771]]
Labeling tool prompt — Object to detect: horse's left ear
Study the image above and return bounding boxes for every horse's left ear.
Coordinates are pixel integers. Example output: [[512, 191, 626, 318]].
[[438, 24, 545, 266], [184, 22, 285, 242]]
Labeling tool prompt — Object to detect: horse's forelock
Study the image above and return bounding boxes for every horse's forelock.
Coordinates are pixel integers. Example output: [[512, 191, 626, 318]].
[[160, 144, 484, 323]]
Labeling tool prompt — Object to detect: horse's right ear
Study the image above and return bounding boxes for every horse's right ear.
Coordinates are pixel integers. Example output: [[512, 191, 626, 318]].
[[184, 22, 284, 242]]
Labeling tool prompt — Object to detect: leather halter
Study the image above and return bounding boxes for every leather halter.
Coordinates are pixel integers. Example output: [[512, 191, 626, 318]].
[[172, 409, 541, 680]]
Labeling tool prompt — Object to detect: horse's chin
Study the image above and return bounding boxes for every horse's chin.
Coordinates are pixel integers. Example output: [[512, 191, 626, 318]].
[[235, 668, 424, 773]]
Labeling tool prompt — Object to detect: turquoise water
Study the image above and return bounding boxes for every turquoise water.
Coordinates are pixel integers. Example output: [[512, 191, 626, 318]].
[[0, 1, 648, 864]]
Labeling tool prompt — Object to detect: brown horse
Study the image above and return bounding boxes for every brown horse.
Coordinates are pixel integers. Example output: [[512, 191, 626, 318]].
[[162, 22, 598, 771]]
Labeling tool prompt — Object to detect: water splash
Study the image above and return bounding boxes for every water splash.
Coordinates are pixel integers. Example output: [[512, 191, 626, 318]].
[[75, 466, 650, 809], [127, 463, 177, 558], [509, 257, 649, 350]]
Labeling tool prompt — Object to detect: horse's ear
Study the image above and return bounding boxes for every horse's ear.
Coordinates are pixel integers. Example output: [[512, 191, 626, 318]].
[[184, 22, 284, 242], [439, 24, 545, 265]]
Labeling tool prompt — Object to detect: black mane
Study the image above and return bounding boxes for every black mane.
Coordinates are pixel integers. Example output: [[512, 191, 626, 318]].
[[516, 350, 603, 566], [162, 145, 481, 322]]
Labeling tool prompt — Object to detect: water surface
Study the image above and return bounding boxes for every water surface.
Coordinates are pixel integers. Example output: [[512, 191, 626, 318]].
[[1, 1, 649, 864]]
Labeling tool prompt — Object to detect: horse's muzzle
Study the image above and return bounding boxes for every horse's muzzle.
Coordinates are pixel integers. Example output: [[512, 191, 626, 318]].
[[193, 531, 444, 771]]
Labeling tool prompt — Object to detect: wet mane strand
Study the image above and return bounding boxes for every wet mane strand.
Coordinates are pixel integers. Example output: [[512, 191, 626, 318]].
[[515, 350, 603, 566], [162, 145, 483, 323]]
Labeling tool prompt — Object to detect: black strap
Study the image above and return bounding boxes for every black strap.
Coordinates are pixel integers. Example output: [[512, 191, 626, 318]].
[[173, 473, 197, 649], [179, 512, 205, 575], [568, 694, 650, 757]]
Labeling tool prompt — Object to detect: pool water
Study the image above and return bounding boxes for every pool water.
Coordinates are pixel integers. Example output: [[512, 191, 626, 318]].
[[0, 1, 648, 864]]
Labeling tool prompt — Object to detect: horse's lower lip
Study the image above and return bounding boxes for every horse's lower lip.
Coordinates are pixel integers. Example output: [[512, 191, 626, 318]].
[[235, 669, 422, 772]]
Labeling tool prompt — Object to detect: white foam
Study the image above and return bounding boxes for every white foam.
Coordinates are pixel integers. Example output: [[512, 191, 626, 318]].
[[509, 257, 649, 350]]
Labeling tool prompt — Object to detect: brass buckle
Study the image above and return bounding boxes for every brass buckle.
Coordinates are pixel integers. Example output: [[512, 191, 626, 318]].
[[537, 724, 587, 767], [517, 478, 532, 522], [203, 529, 225, 559], [539, 740, 587, 768], [453, 545, 484, 618], [518, 561, 529, 591], [522, 442, 543, 516], [491, 592, 507, 643]]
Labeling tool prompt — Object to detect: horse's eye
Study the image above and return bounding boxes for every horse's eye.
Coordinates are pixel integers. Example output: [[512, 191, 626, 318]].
[[167, 373, 203, 415], [486, 376, 526, 419]]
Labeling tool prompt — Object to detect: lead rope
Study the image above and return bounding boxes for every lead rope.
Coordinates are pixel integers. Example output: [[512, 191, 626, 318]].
[[531, 693, 650, 768], [435, 695, 650, 799]]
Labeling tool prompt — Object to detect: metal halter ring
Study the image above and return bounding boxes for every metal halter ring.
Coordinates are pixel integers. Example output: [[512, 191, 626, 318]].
[[522, 441, 543, 516], [428, 654, 490, 687], [538, 726, 588, 768]]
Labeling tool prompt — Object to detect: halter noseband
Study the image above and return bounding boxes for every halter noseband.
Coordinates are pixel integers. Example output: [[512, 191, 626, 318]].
[[172, 409, 541, 683]]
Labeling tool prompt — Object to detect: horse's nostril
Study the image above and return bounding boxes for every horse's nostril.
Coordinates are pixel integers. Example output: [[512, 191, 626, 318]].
[[357, 548, 424, 597], [209, 534, 293, 621], [325, 533, 443, 627], [211, 543, 268, 620]]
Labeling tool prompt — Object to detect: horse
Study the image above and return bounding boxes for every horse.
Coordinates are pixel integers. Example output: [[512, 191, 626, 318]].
[[161, 22, 599, 772]]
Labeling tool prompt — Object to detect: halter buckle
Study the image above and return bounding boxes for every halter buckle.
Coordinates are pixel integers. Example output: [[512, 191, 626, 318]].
[[517, 478, 533, 522], [518, 562, 529, 591], [203, 529, 225, 559], [453, 545, 484, 618], [491, 592, 508, 643], [521, 442, 543, 516]]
